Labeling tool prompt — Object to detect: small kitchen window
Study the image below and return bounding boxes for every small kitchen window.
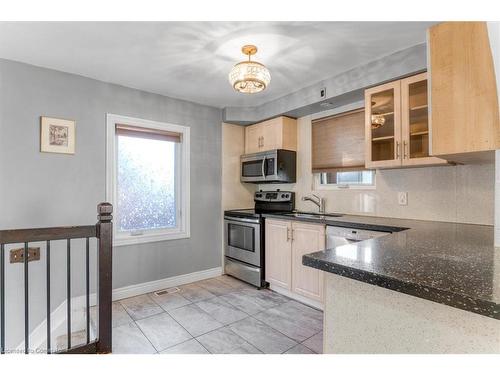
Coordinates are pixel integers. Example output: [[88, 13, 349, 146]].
[[312, 108, 375, 189], [316, 170, 375, 188], [106, 114, 190, 246]]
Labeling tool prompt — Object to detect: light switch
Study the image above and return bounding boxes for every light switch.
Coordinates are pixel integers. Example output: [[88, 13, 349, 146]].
[[398, 192, 408, 206]]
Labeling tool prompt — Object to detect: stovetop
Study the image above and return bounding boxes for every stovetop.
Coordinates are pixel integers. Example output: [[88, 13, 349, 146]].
[[224, 209, 261, 219], [224, 191, 295, 220], [224, 208, 296, 219]]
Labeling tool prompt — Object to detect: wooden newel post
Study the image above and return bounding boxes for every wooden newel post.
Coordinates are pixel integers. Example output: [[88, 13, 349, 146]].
[[96, 202, 113, 353]]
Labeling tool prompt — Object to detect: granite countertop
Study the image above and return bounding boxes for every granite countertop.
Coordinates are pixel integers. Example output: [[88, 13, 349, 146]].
[[262, 213, 500, 320]]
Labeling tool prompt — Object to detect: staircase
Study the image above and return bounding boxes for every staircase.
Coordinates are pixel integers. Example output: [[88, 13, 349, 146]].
[[1, 203, 113, 354]]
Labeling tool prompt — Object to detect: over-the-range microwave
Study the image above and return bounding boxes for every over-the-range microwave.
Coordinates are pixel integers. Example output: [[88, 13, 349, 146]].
[[240, 149, 296, 183]]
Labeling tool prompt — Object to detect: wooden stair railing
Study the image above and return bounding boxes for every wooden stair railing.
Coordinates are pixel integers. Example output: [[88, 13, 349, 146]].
[[0, 203, 113, 354]]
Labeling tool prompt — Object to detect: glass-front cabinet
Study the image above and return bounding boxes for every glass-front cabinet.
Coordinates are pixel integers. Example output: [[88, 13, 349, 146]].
[[400, 72, 444, 166], [365, 72, 446, 168], [365, 81, 401, 168]]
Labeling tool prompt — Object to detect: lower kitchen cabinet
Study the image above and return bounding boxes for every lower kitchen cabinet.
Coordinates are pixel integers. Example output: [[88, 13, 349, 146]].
[[265, 219, 292, 289], [291, 222, 325, 302], [265, 219, 325, 307]]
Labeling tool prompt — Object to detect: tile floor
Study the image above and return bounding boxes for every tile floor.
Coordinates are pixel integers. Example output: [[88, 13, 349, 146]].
[[111, 275, 323, 354]]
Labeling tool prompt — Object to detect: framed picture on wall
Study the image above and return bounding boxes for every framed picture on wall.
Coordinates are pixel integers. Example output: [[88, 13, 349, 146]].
[[40, 116, 76, 154]]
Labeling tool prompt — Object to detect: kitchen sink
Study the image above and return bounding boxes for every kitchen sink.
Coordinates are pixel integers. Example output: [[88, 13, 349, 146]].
[[282, 212, 343, 219]]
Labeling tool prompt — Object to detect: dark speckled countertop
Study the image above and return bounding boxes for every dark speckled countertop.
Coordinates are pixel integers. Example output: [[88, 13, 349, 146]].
[[262, 213, 500, 320]]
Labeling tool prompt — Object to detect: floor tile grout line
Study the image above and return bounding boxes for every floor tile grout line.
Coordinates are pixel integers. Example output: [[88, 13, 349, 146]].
[[162, 304, 220, 341], [287, 343, 316, 354], [227, 315, 300, 354], [128, 308, 177, 323], [116, 300, 137, 327], [120, 296, 195, 353], [125, 320, 160, 354], [192, 337, 213, 354], [221, 322, 266, 354], [196, 322, 263, 354], [158, 336, 198, 354], [251, 310, 322, 344], [134, 314, 194, 354]]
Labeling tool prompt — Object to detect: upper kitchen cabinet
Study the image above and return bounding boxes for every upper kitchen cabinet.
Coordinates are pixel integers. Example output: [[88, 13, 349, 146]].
[[365, 74, 447, 169], [400, 73, 446, 166], [365, 80, 401, 168], [244, 116, 297, 154], [428, 22, 500, 163]]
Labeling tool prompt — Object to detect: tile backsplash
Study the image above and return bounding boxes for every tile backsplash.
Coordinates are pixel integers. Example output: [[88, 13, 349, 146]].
[[261, 116, 494, 225]]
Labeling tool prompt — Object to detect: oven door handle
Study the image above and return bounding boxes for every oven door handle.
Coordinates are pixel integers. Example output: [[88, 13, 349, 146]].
[[224, 216, 261, 224], [261, 156, 266, 179]]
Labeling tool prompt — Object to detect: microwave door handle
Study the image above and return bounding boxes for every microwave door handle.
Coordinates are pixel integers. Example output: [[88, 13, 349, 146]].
[[261, 157, 266, 178]]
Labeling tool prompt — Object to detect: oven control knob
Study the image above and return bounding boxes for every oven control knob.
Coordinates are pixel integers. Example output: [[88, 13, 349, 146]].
[[256, 194, 262, 198]]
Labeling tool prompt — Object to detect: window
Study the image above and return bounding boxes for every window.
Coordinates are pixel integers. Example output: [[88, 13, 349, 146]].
[[316, 170, 375, 189], [106, 114, 190, 245]]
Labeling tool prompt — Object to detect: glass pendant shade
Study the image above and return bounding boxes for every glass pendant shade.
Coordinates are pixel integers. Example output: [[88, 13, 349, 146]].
[[229, 45, 271, 94]]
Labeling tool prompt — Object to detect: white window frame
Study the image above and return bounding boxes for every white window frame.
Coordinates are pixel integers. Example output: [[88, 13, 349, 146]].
[[314, 170, 376, 191], [106, 113, 190, 246]]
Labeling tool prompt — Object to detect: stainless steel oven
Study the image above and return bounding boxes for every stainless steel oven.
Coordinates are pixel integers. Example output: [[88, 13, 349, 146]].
[[224, 191, 295, 288], [224, 216, 261, 267], [240, 149, 296, 183]]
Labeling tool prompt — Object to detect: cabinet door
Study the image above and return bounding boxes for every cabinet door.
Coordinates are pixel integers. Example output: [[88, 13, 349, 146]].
[[245, 124, 262, 154], [291, 222, 325, 302], [401, 73, 446, 166], [429, 22, 500, 160], [365, 81, 402, 169], [260, 118, 281, 151], [265, 219, 292, 290]]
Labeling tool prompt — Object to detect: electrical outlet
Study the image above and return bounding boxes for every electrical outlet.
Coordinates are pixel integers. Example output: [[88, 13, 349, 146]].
[[398, 192, 408, 206], [320, 87, 327, 98]]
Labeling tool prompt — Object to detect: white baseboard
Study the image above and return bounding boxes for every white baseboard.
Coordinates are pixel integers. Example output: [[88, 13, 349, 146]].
[[269, 283, 324, 311], [18, 266, 222, 351], [112, 266, 223, 301]]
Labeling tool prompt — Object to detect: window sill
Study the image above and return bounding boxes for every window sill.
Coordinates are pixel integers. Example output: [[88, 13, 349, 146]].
[[113, 230, 190, 247]]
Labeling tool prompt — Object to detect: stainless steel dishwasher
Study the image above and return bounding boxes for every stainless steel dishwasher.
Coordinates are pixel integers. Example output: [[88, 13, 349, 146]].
[[326, 225, 391, 248]]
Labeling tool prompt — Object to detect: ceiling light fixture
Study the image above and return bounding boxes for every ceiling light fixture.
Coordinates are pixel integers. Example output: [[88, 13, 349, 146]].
[[229, 45, 271, 94]]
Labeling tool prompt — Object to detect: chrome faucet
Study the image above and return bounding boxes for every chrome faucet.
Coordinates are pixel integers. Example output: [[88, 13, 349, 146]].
[[302, 194, 326, 214]]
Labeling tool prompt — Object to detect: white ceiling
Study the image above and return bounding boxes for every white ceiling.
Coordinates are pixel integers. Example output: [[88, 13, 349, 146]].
[[0, 22, 436, 108]]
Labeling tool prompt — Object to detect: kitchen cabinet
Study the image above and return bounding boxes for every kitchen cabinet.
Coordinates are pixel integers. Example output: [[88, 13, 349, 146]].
[[401, 73, 445, 166], [428, 22, 500, 163], [244, 116, 297, 154], [265, 219, 325, 304], [290, 221, 325, 302], [265, 219, 292, 289], [365, 73, 447, 169], [365, 80, 401, 169]]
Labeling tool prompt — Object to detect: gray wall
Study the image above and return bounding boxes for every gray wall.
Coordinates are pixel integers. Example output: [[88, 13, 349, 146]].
[[0, 58, 222, 349]]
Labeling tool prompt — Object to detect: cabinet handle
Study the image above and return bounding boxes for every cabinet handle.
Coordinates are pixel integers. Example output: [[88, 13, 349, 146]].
[[286, 228, 290, 242], [403, 140, 408, 159], [261, 136, 264, 148], [396, 141, 401, 159]]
